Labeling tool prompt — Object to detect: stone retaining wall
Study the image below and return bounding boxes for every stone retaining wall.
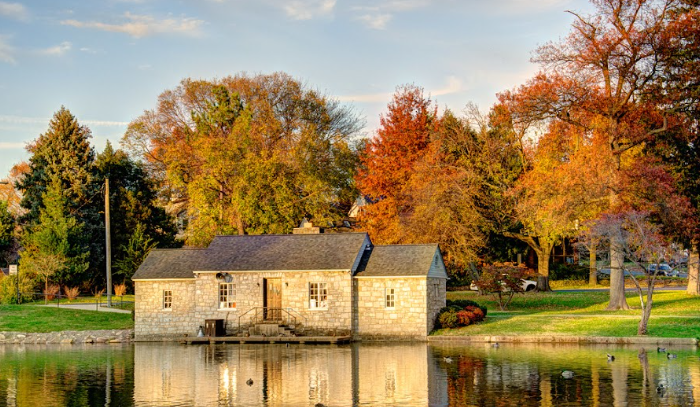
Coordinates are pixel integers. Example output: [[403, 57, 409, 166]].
[[0, 329, 133, 344]]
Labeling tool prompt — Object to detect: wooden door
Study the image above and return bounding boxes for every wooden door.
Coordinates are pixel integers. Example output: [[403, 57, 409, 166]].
[[264, 278, 282, 320]]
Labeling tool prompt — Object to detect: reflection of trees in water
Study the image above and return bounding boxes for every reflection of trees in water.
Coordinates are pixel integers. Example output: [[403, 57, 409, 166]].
[[437, 345, 698, 407], [0, 347, 135, 407]]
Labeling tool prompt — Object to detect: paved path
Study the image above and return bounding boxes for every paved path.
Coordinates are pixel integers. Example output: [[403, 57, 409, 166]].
[[35, 303, 132, 314]]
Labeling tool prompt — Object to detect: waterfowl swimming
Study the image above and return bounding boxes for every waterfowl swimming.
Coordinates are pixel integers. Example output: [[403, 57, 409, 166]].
[[246, 378, 254, 386], [561, 370, 575, 379], [443, 356, 453, 363], [656, 384, 665, 394], [667, 353, 678, 359], [607, 354, 615, 362], [657, 347, 666, 353], [491, 343, 500, 348]]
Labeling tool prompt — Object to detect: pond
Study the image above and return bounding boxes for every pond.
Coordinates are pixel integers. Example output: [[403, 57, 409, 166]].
[[0, 342, 698, 406]]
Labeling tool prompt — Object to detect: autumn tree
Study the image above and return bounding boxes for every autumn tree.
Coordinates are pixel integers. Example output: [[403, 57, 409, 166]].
[[587, 212, 683, 335], [502, 0, 685, 308], [355, 85, 437, 244], [123, 73, 361, 245], [652, 3, 700, 295]]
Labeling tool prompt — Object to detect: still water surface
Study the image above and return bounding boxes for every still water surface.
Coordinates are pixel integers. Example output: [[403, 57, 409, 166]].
[[0, 342, 698, 406]]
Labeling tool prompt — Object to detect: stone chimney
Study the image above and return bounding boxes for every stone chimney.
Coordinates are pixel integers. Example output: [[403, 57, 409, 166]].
[[292, 218, 322, 234]]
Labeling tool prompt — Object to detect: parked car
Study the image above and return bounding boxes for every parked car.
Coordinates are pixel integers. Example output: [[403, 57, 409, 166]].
[[647, 263, 673, 276], [470, 279, 537, 292]]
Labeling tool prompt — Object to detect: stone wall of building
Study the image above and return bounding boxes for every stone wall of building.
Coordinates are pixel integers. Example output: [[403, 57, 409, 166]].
[[354, 277, 432, 340], [187, 270, 354, 337], [136, 271, 354, 339], [426, 277, 446, 333], [134, 280, 196, 340]]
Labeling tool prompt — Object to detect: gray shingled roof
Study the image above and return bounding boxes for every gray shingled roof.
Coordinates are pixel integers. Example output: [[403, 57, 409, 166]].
[[354, 244, 438, 277], [132, 249, 208, 280], [132, 233, 370, 280], [204, 233, 368, 271]]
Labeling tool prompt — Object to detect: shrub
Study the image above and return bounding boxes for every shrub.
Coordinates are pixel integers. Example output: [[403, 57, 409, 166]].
[[447, 299, 488, 317], [93, 288, 105, 298], [465, 306, 485, 322], [0, 275, 34, 304], [114, 283, 127, 296], [456, 310, 472, 326], [44, 284, 60, 301], [63, 286, 80, 301], [438, 310, 459, 329]]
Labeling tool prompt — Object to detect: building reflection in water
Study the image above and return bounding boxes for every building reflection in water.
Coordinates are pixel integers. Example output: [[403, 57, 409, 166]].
[[133, 342, 440, 406]]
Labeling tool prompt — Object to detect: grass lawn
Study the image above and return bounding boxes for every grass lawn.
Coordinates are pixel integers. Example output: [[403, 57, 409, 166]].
[[0, 304, 134, 333], [436, 289, 700, 338]]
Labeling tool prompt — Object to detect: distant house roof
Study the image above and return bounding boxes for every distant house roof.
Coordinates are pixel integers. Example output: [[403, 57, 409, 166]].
[[203, 233, 369, 271], [354, 244, 443, 277], [132, 249, 208, 280]]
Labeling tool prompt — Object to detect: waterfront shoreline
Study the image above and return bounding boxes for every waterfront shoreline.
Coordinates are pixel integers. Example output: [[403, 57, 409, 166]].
[[0, 329, 133, 344], [429, 334, 699, 346]]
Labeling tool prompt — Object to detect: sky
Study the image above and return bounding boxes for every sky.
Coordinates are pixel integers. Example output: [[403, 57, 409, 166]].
[[0, 0, 595, 177]]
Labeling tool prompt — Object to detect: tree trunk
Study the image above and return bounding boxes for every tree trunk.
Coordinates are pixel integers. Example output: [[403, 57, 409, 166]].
[[687, 242, 699, 295], [536, 244, 553, 292], [589, 242, 597, 287], [637, 298, 653, 335], [606, 233, 630, 310]]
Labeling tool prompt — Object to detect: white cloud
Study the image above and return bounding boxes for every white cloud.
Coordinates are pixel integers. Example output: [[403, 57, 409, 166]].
[[0, 115, 128, 127], [0, 35, 15, 64], [283, 0, 335, 20], [338, 76, 463, 103], [0, 2, 28, 21], [432, 75, 462, 96], [0, 142, 24, 149], [79, 47, 99, 54], [61, 12, 205, 38], [356, 13, 391, 30], [351, 0, 428, 29], [38, 41, 71, 56]]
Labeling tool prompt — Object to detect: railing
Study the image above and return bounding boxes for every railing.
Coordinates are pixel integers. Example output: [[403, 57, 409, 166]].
[[237, 307, 307, 336], [13, 291, 133, 311]]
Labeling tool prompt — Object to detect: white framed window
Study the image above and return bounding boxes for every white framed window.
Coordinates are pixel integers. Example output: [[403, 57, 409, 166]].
[[219, 283, 236, 309], [309, 282, 328, 309], [163, 290, 172, 310], [385, 288, 395, 309]]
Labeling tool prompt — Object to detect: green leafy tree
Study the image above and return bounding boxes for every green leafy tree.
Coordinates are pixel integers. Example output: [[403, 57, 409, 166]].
[[17, 107, 96, 225], [93, 142, 180, 284], [114, 223, 156, 287], [20, 177, 89, 286], [0, 200, 16, 267]]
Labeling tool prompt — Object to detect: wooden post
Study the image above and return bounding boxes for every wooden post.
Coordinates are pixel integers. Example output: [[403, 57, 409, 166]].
[[105, 178, 112, 307]]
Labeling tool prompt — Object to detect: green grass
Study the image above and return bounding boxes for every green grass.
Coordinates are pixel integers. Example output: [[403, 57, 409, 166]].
[[0, 304, 134, 333], [437, 290, 700, 338]]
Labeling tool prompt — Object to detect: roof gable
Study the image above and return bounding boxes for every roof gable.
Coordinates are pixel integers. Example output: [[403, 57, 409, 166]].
[[132, 249, 208, 280], [354, 244, 445, 278]]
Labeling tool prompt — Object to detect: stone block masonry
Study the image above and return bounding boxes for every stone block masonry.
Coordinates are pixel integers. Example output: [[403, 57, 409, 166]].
[[0, 329, 133, 344]]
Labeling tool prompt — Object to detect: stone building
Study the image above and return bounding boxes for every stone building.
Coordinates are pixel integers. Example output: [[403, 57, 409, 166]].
[[132, 223, 447, 341]]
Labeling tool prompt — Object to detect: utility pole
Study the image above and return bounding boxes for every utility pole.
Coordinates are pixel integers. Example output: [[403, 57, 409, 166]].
[[105, 178, 112, 307]]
